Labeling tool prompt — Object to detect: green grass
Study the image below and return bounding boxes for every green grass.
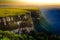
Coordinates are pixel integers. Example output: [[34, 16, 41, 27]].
[[0, 8, 39, 17], [0, 8, 29, 17]]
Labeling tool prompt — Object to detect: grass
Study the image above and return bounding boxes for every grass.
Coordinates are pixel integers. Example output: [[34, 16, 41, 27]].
[[0, 8, 29, 17], [0, 7, 39, 17]]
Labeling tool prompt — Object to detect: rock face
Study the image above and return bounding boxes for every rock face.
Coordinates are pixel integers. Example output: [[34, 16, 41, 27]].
[[41, 8, 60, 34], [0, 12, 34, 31]]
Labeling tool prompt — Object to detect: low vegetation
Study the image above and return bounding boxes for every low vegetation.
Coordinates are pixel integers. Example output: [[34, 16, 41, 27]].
[[0, 30, 60, 40]]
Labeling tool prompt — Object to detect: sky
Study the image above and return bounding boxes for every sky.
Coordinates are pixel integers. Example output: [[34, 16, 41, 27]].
[[0, 0, 60, 7]]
